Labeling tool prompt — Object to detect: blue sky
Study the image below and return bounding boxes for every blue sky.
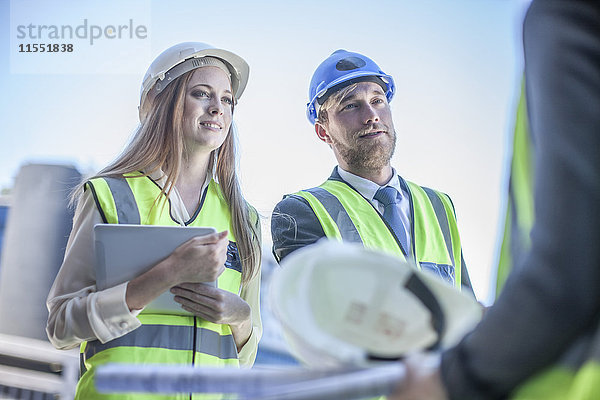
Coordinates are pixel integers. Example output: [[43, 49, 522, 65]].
[[0, 0, 531, 302]]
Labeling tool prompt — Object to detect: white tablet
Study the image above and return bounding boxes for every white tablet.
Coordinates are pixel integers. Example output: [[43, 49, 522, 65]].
[[94, 224, 217, 315]]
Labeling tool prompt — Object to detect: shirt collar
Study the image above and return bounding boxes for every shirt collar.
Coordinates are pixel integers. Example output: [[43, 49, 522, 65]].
[[336, 166, 402, 201], [145, 167, 213, 223], [146, 167, 213, 189]]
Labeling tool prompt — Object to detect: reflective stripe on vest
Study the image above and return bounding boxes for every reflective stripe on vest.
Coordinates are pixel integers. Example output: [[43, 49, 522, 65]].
[[83, 324, 237, 361], [421, 187, 454, 268], [305, 187, 361, 242], [80, 175, 241, 399], [103, 176, 141, 224], [291, 178, 461, 290]]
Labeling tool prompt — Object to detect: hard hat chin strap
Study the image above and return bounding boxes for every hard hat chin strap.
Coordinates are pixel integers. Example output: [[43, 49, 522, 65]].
[[367, 272, 446, 362], [404, 273, 446, 350]]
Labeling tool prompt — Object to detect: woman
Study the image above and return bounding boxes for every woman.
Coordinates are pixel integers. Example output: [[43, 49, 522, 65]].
[[46, 42, 262, 399]]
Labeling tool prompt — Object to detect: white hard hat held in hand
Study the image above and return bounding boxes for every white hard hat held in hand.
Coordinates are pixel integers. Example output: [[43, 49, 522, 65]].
[[269, 240, 482, 368]]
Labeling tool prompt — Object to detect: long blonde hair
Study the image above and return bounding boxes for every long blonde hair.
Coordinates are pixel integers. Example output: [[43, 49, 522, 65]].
[[75, 70, 261, 284]]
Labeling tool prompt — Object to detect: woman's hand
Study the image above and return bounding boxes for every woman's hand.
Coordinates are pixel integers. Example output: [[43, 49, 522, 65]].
[[125, 230, 229, 311], [164, 230, 229, 284], [171, 282, 253, 350]]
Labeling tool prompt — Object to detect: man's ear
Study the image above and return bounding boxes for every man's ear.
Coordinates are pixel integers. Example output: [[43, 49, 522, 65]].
[[315, 122, 332, 144]]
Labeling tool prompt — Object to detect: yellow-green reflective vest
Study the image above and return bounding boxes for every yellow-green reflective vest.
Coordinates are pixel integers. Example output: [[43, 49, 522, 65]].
[[79, 174, 242, 400], [291, 177, 463, 291], [495, 82, 535, 298]]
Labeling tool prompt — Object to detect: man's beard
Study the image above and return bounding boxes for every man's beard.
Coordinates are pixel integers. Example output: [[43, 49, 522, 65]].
[[335, 128, 397, 171]]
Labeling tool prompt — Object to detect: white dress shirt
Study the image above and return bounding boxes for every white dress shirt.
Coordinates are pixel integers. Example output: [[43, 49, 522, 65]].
[[337, 166, 412, 253], [45, 170, 262, 366]]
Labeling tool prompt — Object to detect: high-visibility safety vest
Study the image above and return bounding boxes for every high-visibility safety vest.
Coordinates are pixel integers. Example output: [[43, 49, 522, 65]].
[[79, 173, 242, 399], [289, 174, 463, 291], [495, 82, 535, 298]]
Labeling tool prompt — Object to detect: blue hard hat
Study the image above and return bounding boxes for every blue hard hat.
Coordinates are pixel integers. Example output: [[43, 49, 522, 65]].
[[306, 49, 395, 124]]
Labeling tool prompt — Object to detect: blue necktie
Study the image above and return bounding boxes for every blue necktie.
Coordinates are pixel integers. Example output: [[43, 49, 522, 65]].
[[374, 186, 410, 255]]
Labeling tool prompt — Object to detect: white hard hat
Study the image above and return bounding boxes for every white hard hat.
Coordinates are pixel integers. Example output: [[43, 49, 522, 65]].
[[139, 42, 250, 121], [270, 240, 482, 368]]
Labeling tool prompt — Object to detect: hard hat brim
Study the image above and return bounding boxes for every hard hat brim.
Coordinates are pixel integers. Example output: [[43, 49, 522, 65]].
[[270, 240, 482, 367], [306, 71, 395, 125], [138, 43, 249, 121]]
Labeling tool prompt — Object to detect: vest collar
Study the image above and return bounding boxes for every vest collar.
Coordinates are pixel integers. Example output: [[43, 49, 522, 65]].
[[329, 166, 411, 200]]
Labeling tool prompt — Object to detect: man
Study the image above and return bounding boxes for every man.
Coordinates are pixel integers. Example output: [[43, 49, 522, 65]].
[[271, 49, 474, 296], [390, 1, 600, 399]]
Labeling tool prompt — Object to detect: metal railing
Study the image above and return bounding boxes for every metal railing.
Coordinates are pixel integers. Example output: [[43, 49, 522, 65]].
[[0, 334, 78, 400]]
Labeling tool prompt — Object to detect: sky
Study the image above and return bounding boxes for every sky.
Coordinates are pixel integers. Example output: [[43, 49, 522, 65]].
[[0, 0, 531, 304]]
